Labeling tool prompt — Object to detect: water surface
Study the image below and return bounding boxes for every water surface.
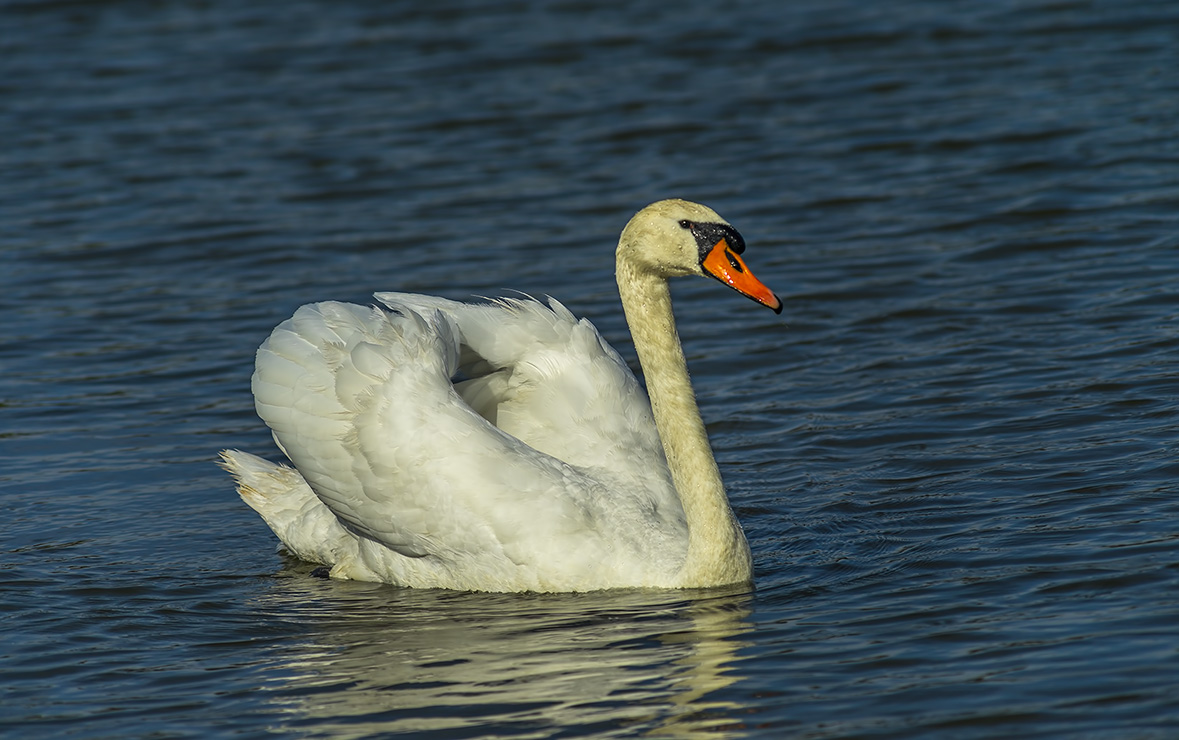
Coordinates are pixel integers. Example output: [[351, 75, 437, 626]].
[[3, 0, 1179, 737]]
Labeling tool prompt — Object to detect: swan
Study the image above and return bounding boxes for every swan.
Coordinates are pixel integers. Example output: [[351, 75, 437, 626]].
[[220, 199, 781, 592]]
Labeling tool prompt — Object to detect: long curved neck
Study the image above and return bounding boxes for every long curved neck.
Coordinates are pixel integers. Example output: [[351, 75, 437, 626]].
[[616, 258, 752, 588]]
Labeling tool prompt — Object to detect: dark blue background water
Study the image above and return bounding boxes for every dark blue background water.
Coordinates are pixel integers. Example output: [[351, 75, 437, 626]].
[[3, 1, 1179, 737]]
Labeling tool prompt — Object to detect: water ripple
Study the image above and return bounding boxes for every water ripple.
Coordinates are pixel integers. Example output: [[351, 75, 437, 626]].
[[2, 0, 1179, 737]]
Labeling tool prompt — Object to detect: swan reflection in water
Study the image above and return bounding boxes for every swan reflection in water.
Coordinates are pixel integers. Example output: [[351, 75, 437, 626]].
[[251, 564, 755, 738]]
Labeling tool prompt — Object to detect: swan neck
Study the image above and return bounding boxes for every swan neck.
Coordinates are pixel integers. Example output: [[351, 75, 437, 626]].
[[616, 258, 752, 587]]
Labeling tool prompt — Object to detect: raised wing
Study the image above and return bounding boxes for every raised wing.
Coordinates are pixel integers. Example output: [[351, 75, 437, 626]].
[[251, 298, 685, 590], [374, 292, 673, 486]]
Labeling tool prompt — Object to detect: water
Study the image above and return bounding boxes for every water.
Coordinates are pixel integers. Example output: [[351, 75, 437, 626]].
[[3, 0, 1179, 736]]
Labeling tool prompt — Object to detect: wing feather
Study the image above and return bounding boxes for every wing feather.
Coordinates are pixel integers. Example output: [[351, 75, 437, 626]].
[[250, 297, 686, 590]]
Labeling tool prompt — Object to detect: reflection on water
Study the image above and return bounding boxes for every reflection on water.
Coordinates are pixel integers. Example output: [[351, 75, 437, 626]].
[[252, 565, 753, 738]]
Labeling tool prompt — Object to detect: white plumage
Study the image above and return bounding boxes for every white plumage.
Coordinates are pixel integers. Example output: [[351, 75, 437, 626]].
[[222, 199, 781, 592]]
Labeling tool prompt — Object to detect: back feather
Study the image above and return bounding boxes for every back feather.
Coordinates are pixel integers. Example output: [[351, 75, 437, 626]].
[[245, 296, 688, 590]]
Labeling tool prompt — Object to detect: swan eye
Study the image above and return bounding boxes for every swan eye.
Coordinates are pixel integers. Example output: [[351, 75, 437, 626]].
[[679, 220, 696, 231]]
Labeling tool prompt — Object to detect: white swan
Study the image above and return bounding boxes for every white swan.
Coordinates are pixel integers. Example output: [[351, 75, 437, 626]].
[[221, 199, 781, 592]]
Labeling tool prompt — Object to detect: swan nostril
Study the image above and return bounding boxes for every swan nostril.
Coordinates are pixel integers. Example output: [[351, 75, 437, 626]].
[[726, 251, 744, 273]]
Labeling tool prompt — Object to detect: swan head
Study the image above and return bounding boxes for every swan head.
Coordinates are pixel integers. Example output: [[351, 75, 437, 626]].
[[618, 199, 782, 313]]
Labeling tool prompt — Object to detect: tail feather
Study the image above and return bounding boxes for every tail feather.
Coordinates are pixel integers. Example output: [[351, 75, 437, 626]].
[[219, 449, 353, 566]]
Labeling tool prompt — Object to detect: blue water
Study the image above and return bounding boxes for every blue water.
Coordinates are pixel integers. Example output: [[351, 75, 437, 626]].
[[3, 0, 1179, 737]]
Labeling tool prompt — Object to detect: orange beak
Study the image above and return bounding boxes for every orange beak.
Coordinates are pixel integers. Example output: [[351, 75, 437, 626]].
[[701, 239, 782, 314]]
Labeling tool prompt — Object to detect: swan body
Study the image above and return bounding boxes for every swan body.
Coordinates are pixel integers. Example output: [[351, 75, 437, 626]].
[[221, 199, 781, 592]]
